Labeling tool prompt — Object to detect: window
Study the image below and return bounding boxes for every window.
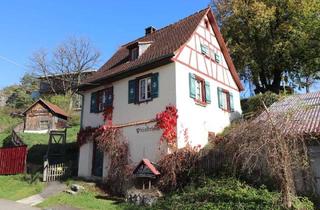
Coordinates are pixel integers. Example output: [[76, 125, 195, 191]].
[[217, 87, 234, 112], [40, 120, 49, 130], [215, 53, 221, 63], [90, 87, 113, 113], [139, 77, 152, 101], [128, 73, 159, 104], [130, 47, 139, 61], [200, 44, 209, 55], [189, 73, 211, 105], [204, 19, 209, 29], [195, 78, 205, 103]]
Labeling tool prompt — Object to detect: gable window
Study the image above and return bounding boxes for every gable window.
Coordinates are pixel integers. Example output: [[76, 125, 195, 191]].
[[90, 87, 113, 113], [130, 47, 139, 61], [189, 73, 211, 105], [217, 87, 234, 112], [200, 44, 209, 56], [204, 19, 209, 29], [215, 53, 221, 63], [128, 73, 159, 104]]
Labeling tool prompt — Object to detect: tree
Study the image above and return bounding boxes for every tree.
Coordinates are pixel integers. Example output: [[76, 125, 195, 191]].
[[20, 73, 39, 94], [29, 37, 100, 95], [211, 0, 320, 94], [4, 85, 33, 109]]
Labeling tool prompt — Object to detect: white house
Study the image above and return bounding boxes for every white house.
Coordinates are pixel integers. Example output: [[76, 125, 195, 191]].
[[77, 7, 244, 179]]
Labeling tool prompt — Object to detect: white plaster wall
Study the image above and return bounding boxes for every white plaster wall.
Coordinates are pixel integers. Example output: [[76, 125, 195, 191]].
[[78, 63, 176, 178], [113, 63, 176, 164], [174, 15, 242, 149], [175, 62, 242, 149], [78, 142, 93, 177]]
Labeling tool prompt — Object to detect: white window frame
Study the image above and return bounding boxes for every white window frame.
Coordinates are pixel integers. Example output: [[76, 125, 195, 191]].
[[139, 77, 152, 102], [195, 79, 203, 102]]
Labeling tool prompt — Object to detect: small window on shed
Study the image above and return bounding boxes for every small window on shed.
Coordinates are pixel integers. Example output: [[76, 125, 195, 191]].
[[40, 120, 49, 130]]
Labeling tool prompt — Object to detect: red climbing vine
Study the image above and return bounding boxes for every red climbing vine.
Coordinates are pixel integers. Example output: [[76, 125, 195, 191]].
[[77, 106, 131, 194], [156, 105, 178, 146]]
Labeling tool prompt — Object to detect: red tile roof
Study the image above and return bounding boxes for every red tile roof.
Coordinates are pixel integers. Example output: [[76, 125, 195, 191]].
[[80, 7, 243, 91], [257, 92, 320, 135], [23, 99, 68, 118]]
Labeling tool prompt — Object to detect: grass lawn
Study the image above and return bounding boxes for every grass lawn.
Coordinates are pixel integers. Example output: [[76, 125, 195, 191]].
[[38, 182, 129, 210], [0, 175, 44, 201], [20, 125, 80, 145]]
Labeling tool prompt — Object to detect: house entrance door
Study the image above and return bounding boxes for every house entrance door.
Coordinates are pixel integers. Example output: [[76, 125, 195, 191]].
[[309, 146, 320, 195], [92, 142, 103, 177]]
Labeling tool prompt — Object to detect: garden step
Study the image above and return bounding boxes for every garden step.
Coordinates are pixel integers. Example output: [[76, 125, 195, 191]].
[[17, 194, 44, 206]]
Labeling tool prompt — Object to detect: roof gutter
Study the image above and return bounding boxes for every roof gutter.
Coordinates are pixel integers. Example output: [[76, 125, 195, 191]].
[[78, 53, 174, 92]]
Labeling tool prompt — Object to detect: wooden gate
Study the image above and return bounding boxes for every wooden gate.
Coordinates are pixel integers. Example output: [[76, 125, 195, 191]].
[[0, 146, 27, 175], [43, 160, 68, 182]]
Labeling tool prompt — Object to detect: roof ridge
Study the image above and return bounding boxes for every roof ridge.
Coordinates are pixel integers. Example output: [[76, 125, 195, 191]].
[[121, 7, 209, 48]]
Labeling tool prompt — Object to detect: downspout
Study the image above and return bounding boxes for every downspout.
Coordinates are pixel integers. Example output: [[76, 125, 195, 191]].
[[79, 92, 85, 129]]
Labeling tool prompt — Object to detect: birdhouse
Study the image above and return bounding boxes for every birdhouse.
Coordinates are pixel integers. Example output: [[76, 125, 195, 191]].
[[133, 159, 160, 190]]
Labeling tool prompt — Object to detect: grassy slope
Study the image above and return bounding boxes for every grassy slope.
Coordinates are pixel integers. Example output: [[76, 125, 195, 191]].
[[20, 125, 80, 145], [0, 175, 44, 200], [38, 182, 126, 210], [0, 109, 22, 146]]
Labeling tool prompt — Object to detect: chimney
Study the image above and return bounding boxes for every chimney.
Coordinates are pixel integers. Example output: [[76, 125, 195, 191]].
[[145, 26, 156, 35]]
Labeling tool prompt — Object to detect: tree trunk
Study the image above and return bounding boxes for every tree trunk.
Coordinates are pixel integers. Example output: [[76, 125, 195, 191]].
[[306, 77, 310, 93], [271, 70, 282, 94]]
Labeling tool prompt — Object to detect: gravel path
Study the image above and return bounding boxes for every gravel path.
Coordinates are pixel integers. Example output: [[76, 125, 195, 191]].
[[17, 182, 67, 206]]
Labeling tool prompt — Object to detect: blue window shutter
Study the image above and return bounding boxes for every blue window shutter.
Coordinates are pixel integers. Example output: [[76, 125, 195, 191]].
[[151, 73, 159, 98], [217, 87, 223, 109], [205, 81, 211, 104], [200, 44, 208, 55], [128, 80, 136, 104], [229, 92, 234, 112], [189, 73, 196, 99], [104, 87, 113, 107], [215, 53, 221, 63], [90, 92, 97, 113]]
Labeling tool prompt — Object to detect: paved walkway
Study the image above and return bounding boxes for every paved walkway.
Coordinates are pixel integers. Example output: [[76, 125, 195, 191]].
[[17, 182, 66, 206], [0, 199, 40, 210]]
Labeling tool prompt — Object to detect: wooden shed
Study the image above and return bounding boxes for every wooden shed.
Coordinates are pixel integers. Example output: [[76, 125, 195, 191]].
[[23, 99, 68, 133]]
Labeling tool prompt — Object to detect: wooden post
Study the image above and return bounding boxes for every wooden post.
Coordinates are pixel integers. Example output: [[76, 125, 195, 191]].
[[149, 180, 151, 189], [43, 159, 48, 182]]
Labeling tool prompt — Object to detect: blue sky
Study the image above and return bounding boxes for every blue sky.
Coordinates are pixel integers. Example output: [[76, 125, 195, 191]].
[[0, 0, 210, 89]]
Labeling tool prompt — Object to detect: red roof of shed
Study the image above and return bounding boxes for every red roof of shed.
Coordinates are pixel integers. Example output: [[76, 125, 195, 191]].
[[23, 99, 68, 118]]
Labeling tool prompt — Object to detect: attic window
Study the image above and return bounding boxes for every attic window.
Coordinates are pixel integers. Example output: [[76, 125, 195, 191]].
[[130, 47, 139, 61], [204, 19, 209, 29]]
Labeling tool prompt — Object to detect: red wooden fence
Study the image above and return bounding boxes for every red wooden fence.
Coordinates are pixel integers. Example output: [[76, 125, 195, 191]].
[[0, 146, 27, 175]]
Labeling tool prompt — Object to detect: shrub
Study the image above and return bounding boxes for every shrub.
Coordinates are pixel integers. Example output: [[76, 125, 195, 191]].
[[241, 91, 281, 117], [45, 94, 72, 113], [156, 146, 199, 192], [147, 178, 313, 210]]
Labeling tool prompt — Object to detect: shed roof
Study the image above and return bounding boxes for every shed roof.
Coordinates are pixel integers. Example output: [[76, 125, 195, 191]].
[[23, 99, 68, 118], [80, 7, 243, 91], [257, 92, 320, 135]]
